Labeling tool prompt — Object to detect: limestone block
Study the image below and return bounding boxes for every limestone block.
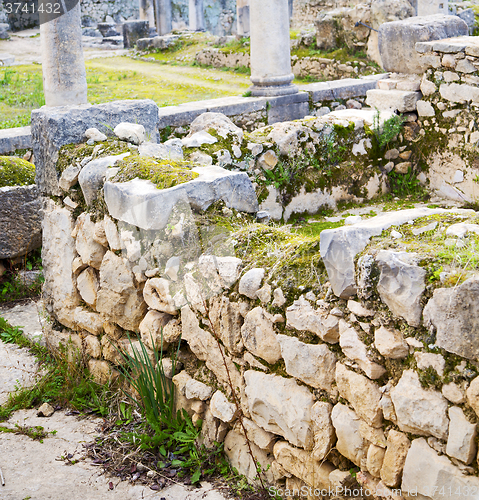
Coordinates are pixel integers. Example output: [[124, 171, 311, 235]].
[[446, 406, 477, 465], [439, 83, 479, 104], [380, 430, 410, 488], [416, 100, 435, 117], [97, 251, 146, 332], [277, 334, 336, 391], [0, 185, 41, 260], [101, 336, 124, 365], [272, 287, 286, 307], [367, 445, 386, 478], [208, 296, 244, 355], [139, 140, 184, 161], [74, 213, 107, 270], [76, 267, 99, 307], [224, 430, 274, 485], [376, 250, 426, 327], [241, 307, 281, 364], [286, 297, 339, 343], [446, 223, 479, 238], [256, 284, 272, 304], [331, 403, 369, 466], [244, 370, 314, 449], [83, 334, 101, 359], [104, 166, 258, 231], [143, 278, 178, 315], [181, 305, 242, 390], [374, 326, 409, 359], [339, 322, 386, 379], [311, 402, 336, 461], [122, 20, 149, 49], [234, 417, 276, 452], [32, 99, 160, 196], [320, 207, 452, 299], [414, 352, 445, 376], [370, 0, 415, 29], [273, 441, 334, 489], [59, 165, 81, 191], [103, 321, 123, 340], [103, 215, 121, 251], [380, 394, 397, 423], [365, 89, 420, 112], [185, 379, 213, 401], [390, 370, 449, 439], [114, 122, 146, 145], [201, 408, 229, 449], [420, 76, 437, 96], [210, 390, 238, 423], [378, 15, 468, 74], [456, 59, 477, 74], [88, 359, 115, 385], [423, 278, 479, 360], [73, 307, 103, 335], [402, 438, 479, 499], [42, 202, 80, 328], [442, 382, 465, 404], [238, 268, 265, 299], [96, 287, 146, 333], [335, 363, 383, 427], [139, 310, 180, 350], [184, 273, 207, 314], [182, 131, 218, 148], [78, 153, 130, 206], [187, 112, 244, 143], [198, 254, 242, 290], [347, 299, 374, 317], [84, 128, 107, 142]]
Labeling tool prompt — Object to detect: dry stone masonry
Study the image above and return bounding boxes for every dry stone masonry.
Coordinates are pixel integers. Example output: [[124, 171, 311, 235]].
[[28, 6, 479, 499], [37, 97, 479, 499]]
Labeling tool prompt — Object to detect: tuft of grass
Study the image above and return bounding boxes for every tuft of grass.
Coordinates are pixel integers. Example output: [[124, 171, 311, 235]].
[[0, 321, 116, 422], [0, 423, 57, 442]]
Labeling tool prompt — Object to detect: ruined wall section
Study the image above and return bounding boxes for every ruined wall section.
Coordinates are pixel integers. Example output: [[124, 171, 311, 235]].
[[38, 105, 479, 497]]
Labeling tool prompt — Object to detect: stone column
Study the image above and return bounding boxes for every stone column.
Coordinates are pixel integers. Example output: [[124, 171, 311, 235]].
[[39, 3, 87, 107], [154, 0, 172, 35], [236, 0, 250, 36], [249, 0, 297, 96], [139, 0, 156, 30], [189, 0, 205, 31]]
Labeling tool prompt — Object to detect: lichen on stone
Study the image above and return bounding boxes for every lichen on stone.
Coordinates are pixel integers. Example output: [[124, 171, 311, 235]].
[[111, 156, 199, 190], [0, 156, 35, 187]]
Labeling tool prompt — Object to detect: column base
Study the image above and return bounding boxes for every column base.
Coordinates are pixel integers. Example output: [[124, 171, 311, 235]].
[[249, 83, 299, 97]]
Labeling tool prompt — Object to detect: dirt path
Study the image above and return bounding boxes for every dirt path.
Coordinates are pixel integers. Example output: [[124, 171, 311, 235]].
[[0, 410, 227, 500], [0, 303, 230, 500], [0, 29, 130, 64]]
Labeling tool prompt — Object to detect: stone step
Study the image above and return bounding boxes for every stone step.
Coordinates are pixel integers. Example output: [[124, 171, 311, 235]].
[[365, 88, 421, 113]]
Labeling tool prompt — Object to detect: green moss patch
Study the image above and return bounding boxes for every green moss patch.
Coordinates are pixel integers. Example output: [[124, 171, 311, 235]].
[[0, 156, 35, 187], [56, 140, 133, 174], [112, 156, 199, 190]]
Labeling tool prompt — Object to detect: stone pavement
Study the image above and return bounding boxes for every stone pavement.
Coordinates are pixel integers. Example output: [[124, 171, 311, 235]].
[[0, 302, 230, 500]]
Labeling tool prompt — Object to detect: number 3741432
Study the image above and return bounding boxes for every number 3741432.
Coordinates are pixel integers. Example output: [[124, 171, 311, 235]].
[[4, 2, 62, 14]]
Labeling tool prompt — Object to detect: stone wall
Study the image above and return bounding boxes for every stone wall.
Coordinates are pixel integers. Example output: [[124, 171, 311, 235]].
[[194, 47, 381, 80], [366, 34, 479, 205], [40, 110, 479, 497]]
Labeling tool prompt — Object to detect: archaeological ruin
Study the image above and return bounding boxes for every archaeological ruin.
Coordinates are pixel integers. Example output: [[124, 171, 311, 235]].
[[2, 0, 479, 498]]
